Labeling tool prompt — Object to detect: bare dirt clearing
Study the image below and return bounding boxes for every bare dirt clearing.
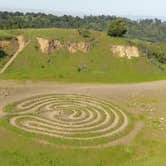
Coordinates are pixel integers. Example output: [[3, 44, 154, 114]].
[[0, 79, 165, 109], [0, 80, 166, 148]]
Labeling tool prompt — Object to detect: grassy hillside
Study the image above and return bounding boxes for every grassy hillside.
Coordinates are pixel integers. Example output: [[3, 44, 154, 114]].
[[0, 28, 166, 83]]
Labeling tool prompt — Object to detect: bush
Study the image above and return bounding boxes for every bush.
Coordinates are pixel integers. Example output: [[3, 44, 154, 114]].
[[77, 64, 87, 72], [138, 42, 166, 64], [0, 48, 7, 58], [78, 29, 91, 38], [107, 19, 127, 37]]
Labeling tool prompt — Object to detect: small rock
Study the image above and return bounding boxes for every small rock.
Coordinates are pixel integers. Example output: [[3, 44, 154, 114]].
[[160, 117, 164, 121]]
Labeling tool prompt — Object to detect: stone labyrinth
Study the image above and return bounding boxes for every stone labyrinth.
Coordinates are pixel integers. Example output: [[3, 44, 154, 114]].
[[5, 94, 133, 148]]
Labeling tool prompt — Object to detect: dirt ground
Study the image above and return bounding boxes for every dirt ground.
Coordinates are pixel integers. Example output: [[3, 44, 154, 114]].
[[0, 79, 166, 114], [0, 80, 166, 147]]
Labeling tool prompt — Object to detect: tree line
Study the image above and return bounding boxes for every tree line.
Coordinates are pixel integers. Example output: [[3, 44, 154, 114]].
[[0, 11, 114, 30], [0, 11, 166, 42]]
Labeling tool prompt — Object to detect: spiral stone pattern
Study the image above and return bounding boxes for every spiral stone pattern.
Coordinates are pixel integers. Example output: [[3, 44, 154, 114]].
[[8, 94, 130, 147]]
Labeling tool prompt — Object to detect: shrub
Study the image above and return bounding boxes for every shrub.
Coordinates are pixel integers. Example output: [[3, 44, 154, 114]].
[[0, 48, 7, 58], [107, 19, 127, 37], [78, 29, 91, 38], [138, 42, 166, 64], [77, 64, 87, 72]]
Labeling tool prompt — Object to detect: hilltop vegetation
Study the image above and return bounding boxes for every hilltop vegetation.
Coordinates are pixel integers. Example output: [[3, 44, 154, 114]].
[[1, 11, 166, 42]]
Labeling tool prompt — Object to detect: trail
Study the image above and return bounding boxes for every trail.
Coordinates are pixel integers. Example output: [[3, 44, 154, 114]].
[[8, 95, 128, 141], [0, 36, 30, 74], [7, 94, 131, 149]]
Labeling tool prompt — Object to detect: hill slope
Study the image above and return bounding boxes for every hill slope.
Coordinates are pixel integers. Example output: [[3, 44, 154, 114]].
[[0, 28, 166, 83]]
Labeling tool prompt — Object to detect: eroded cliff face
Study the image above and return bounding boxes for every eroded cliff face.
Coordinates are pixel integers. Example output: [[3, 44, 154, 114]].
[[0, 35, 28, 74], [112, 45, 140, 59], [37, 37, 91, 54], [16, 35, 26, 49], [65, 41, 90, 53], [0, 40, 10, 48], [0, 36, 24, 49], [0, 37, 19, 56]]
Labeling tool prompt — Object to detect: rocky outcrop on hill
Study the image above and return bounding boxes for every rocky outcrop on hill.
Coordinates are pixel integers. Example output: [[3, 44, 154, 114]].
[[0, 35, 28, 74], [0, 37, 19, 49], [37, 37, 90, 54], [0, 37, 19, 55], [0, 40, 10, 48], [65, 41, 90, 53], [16, 35, 26, 49], [37, 37, 62, 54], [112, 45, 140, 59]]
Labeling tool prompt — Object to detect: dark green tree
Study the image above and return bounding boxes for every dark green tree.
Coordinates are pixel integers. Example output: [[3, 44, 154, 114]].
[[107, 19, 127, 37]]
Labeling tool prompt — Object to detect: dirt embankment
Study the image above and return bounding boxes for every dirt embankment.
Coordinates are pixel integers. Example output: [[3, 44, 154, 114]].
[[112, 45, 140, 59], [0, 35, 28, 74], [16, 35, 26, 50], [0, 40, 11, 48], [37, 37, 91, 54], [0, 37, 19, 53]]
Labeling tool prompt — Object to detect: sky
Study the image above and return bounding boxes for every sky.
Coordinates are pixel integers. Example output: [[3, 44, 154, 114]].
[[0, 0, 165, 18]]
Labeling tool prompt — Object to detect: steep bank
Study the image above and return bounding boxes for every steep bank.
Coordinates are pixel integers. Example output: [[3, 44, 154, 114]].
[[37, 37, 91, 54], [0, 35, 28, 74]]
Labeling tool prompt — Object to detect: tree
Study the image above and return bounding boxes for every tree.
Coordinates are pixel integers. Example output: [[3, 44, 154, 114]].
[[107, 19, 127, 37]]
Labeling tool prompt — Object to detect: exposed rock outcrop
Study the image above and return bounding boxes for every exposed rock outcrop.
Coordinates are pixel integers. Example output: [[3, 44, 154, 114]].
[[112, 45, 140, 59], [17, 35, 26, 49], [0, 37, 19, 56], [37, 37, 90, 54], [0, 35, 28, 74], [0, 40, 10, 48], [0, 37, 19, 49], [66, 41, 90, 53], [37, 37, 62, 54]]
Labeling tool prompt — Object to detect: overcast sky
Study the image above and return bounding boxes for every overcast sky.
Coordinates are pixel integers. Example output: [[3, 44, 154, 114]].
[[0, 0, 165, 17]]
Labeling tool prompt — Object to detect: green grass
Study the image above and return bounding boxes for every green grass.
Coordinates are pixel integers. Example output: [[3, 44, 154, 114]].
[[1, 94, 166, 166], [0, 28, 166, 83], [1, 103, 166, 166], [0, 30, 14, 39]]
